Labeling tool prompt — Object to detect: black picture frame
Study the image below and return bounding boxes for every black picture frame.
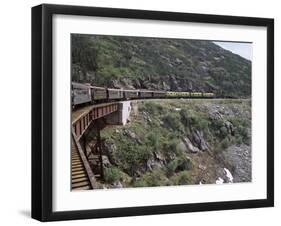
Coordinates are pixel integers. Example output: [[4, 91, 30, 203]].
[[32, 3, 274, 222]]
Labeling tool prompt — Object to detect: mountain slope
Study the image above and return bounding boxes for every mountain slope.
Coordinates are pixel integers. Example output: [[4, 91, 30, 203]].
[[72, 34, 251, 98]]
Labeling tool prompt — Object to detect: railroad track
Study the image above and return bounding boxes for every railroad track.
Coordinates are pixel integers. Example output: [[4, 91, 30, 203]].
[[71, 138, 91, 190]]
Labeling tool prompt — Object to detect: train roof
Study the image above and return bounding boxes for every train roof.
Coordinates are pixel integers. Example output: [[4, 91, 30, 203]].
[[91, 86, 106, 90], [153, 90, 166, 93], [122, 89, 139, 92], [138, 89, 154, 92], [107, 88, 123, 91], [72, 82, 90, 88]]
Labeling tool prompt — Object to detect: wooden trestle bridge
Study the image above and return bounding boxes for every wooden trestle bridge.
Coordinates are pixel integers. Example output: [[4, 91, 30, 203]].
[[71, 102, 119, 190]]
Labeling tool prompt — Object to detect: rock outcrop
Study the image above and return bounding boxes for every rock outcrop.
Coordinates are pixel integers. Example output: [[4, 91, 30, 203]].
[[182, 137, 200, 153], [192, 130, 209, 151]]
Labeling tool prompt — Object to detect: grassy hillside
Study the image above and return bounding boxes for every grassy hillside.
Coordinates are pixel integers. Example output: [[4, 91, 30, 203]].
[[72, 34, 251, 98], [88, 99, 251, 188]]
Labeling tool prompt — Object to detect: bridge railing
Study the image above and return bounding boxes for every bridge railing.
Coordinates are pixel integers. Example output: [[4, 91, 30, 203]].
[[72, 102, 119, 140]]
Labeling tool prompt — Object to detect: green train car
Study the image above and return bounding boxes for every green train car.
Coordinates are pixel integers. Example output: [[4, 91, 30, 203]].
[[166, 91, 215, 98]]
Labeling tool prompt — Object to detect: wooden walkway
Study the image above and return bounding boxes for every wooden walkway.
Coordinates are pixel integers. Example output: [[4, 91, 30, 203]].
[[71, 138, 91, 190]]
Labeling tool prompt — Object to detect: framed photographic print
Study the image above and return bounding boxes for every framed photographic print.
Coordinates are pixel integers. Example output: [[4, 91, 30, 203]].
[[31, 4, 274, 221]]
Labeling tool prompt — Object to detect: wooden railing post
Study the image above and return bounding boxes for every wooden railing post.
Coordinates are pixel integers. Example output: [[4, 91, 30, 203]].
[[96, 127, 104, 179]]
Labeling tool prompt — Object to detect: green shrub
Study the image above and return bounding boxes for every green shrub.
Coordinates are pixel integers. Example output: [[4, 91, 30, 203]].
[[229, 117, 250, 145], [145, 129, 161, 150], [162, 137, 182, 159], [134, 169, 168, 187], [176, 157, 193, 171], [210, 118, 225, 129], [129, 122, 146, 137], [220, 137, 230, 149], [229, 117, 249, 128], [140, 102, 163, 115], [114, 139, 152, 176], [180, 109, 209, 132], [219, 126, 228, 138], [133, 179, 147, 187], [165, 157, 192, 177], [171, 171, 191, 185], [237, 125, 250, 144], [104, 167, 123, 184], [197, 119, 209, 131], [235, 135, 243, 145], [162, 112, 184, 133], [166, 160, 179, 177]]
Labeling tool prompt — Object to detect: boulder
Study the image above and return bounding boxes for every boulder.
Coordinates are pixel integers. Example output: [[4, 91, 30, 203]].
[[153, 151, 166, 162], [192, 130, 209, 151], [162, 81, 171, 90], [146, 158, 163, 171], [178, 141, 188, 152], [103, 142, 118, 165], [102, 155, 112, 168], [224, 121, 234, 134], [123, 129, 142, 143], [216, 167, 233, 184], [183, 137, 200, 153], [209, 110, 223, 120]]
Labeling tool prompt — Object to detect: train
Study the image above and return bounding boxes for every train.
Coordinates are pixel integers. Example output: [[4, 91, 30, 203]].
[[72, 82, 215, 107]]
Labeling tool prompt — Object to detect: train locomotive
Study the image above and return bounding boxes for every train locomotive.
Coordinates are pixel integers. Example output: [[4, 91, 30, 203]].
[[72, 82, 215, 108]]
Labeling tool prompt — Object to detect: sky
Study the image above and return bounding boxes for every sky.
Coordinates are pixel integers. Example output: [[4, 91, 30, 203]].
[[213, 41, 252, 61]]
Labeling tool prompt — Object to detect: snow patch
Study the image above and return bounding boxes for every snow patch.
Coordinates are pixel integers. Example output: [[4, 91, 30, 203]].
[[224, 168, 233, 183], [216, 177, 224, 184]]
